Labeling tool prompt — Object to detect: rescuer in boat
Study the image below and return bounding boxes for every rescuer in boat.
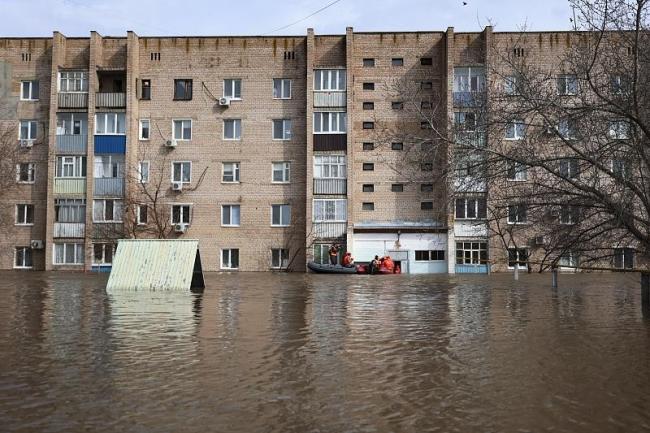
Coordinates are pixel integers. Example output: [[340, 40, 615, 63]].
[[328, 244, 340, 265], [369, 255, 380, 274], [342, 252, 354, 267]]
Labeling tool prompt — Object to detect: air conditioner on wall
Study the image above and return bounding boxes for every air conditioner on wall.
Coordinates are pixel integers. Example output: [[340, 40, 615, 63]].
[[174, 223, 188, 233], [166, 139, 177, 148], [30, 240, 44, 249], [172, 181, 183, 191], [534, 236, 547, 246], [19, 139, 34, 148], [218, 97, 231, 106]]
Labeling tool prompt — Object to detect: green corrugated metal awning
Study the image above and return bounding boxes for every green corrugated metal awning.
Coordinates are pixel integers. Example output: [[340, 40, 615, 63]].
[[106, 239, 205, 292]]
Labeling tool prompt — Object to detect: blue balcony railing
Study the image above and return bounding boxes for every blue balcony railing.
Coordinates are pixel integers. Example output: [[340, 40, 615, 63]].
[[94, 135, 126, 154]]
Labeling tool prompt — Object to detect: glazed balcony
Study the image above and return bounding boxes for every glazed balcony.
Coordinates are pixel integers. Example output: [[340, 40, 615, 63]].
[[53, 222, 85, 238], [313, 178, 347, 195], [313, 221, 347, 239]]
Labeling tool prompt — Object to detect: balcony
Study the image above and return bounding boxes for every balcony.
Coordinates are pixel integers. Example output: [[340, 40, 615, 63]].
[[58, 93, 88, 109], [94, 177, 124, 197], [93, 223, 124, 239], [54, 178, 86, 195], [96, 92, 126, 108], [313, 91, 346, 108], [313, 221, 347, 239], [313, 178, 347, 195], [56, 135, 87, 153], [94, 135, 126, 154], [455, 132, 487, 148], [453, 91, 486, 107], [53, 222, 85, 238], [313, 134, 347, 151]]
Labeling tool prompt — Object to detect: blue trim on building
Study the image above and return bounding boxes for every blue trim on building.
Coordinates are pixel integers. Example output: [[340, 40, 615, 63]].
[[94, 135, 126, 154], [455, 264, 489, 274], [91, 265, 112, 273]]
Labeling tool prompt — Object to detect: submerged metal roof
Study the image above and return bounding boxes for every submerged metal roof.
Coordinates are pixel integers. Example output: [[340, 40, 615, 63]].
[[106, 239, 203, 292]]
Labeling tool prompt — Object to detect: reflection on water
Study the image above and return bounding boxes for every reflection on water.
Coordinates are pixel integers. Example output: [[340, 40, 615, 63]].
[[0, 272, 649, 433]]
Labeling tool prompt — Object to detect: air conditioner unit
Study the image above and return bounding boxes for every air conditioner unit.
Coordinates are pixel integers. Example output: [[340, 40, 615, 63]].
[[174, 223, 188, 233], [20, 139, 34, 148], [218, 97, 231, 106], [172, 181, 183, 191], [166, 139, 177, 148], [534, 236, 547, 246], [30, 240, 44, 249]]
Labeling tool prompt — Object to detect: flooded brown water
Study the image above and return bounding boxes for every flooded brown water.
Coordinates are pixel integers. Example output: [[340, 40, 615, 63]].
[[0, 271, 649, 433]]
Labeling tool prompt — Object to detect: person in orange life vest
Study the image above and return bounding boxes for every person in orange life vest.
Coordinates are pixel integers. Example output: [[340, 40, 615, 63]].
[[342, 252, 354, 267], [382, 256, 395, 273]]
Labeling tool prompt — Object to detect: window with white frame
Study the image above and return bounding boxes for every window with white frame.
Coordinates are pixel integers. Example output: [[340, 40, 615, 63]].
[[456, 241, 488, 265], [559, 252, 579, 268], [313, 199, 347, 221], [558, 117, 578, 140], [610, 75, 628, 95], [273, 78, 291, 99], [508, 248, 528, 269], [504, 75, 519, 95], [137, 161, 150, 183], [16, 204, 34, 225], [59, 71, 88, 92], [53, 243, 85, 265], [507, 161, 528, 181], [223, 79, 242, 99], [137, 204, 148, 225], [272, 161, 290, 183], [271, 204, 291, 226], [171, 204, 191, 224], [93, 243, 115, 265], [505, 120, 525, 140], [20, 80, 39, 100], [19, 120, 37, 141], [507, 204, 528, 224], [559, 158, 579, 179], [56, 113, 86, 135], [453, 67, 485, 92], [415, 250, 445, 261], [560, 205, 578, 225], [139, 119, 150, 140], [172, 119, 192, 140], [314, 69, 346, 91], [313, 112, 346, 133], [95, 113, 126, 135], [94, 155, 123, 179], [557, 74, 578, 95], [272, 119, 292, 140], [314, 155, 346, 178], [609, 120, 631, 139], [223, 119, 242, 140], [172, 161, 191, 183], [455, 197, 487, 219], [56, 156, 86, 178], [222, 162, 240, 182], [221, 205, 240, 226], [16, 163, 35, 183], [271, 248, 289, 269], [55, 199, 85, 223], [221, 248, 239, 269], [14, 247, 33, 269], [93, 199, 123, 223], [613, 248, 634, 269], [612, 159, 630, 178]]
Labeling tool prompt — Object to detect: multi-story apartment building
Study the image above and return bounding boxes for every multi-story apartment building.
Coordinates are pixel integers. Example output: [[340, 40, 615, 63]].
[[0, 27, 640, 273]]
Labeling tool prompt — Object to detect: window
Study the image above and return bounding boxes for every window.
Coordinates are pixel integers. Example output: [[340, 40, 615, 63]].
[[141, 79, 151, 100], [137, 161, 149, 183], [174, 79, 193, 100], [363, 102, 374, 110], [19, 120, 37, 141], [53, 243, 84, 265], [560, 205, 578, 225], [137, 204, 148, 225], [508, 248, 528, 269], [420, 57, 433, 66], [221, 249, 239, 269], [313, 199, 347, 221], [454, 112, 478, 131], [15, 204, 34, 225], [415, 250, 445, 261], [20, 80, 39, 100], [505, 120, 526, 140], [513, 47, 526, 57], [95, 113, 126, 135], [613, 248, 634, 269], [453, 67, 485, 92], [421, 121, 432, 129], [16, 163, 35, 183], [421, 163, 433, 171], [558, 118, 578, 140], [362, 202, 374, 211], [504, 75, 521, 95], [421, 201, 433, 210], [93, 243, 115, 265], [362, 82, 375, 90], [271, 204, 291, 226], [392, 184, 404, 192], [421, 183, 433, 192], [171, 204, 191, 224], [150, 52, 161, 61], [272, 119, 292, 140], [271, 248, 289, 269], [55, 199, 85, 223], [362, 142, 374, 151], [222, 162, 240, 183], [421, 101, 432, 109], [391, 142, 403, 151], [557, 74, 578, 95], [59, 71, 88, 92], [363, 58, 375, 67], [613, 159, 629, 178], [508, 204, 528, 224], [507, 161, 528, 181], [223, 79, 242, 99], [139, 119, 150, 140], [221, 205, 240, 226], [559, 252, 579, 268], [456, 242, 488, 265], [223, 119, 242, 140], [363, 122, 374, 130], [313, 112, 346, 133], [362, 184, 374, 192], [609, 120, 630, 139], [172, 119, 192, 141], [93, 199, 122, 223], [272, 162, 290, 183], [559, 158, 579, 179], [94, 155, 122, 179], [172, 161, 191, 184], [55, 156, 86, 177], [56, 113, 86, 136], [455, 197, 487, 219], [273, 78, 291, 99], [421, 81, 433, 90], [362, 163, 374, 171], [14, 247, 33, 269], [392, 58, 404, 67], [391, 101, 404, 110], [314, 69, 346, 91], [610, 75, 628, 95]]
